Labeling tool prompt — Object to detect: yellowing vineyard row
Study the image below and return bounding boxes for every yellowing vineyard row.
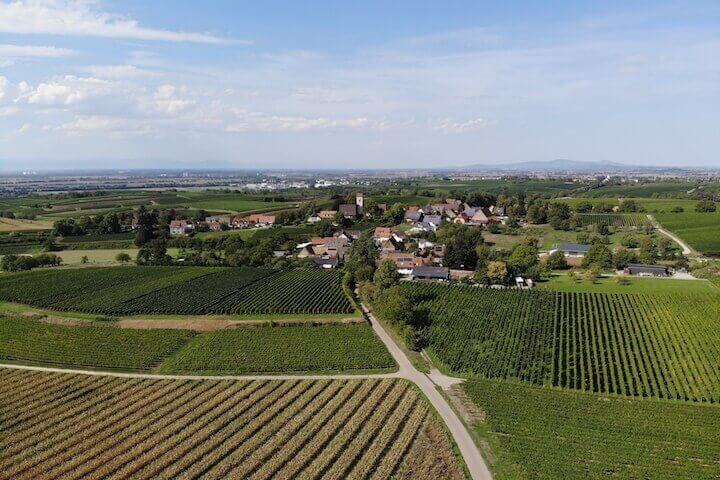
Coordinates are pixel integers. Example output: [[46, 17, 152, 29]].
[[0, 369, 466, 480]]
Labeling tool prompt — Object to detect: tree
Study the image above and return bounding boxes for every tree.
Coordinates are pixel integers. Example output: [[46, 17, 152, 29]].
[[437, 223, 484, 269], [574, 201, 593, 213], [620, 233, 639, 248], [613, 247, 637, 269], [526, 204, 547, 224], [374, 259, 400, 289], [582, 244, 613, 270], [593, 201, 615, 213], [695, 200, 717, 213], [671, 206, 684, 213], [115, 252, 132, 264], [487, 261, 508, 285], [546, 250, 569, 270], [639, 237, 657, 264], [507, 244, 539, 276], [80, 255, 89, 264], [42, 237, 60, 252], [547, 203, 571, 230], [619, 199, 642, 212]]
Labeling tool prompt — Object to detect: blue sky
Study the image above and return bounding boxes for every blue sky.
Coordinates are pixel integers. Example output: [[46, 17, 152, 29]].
[[0, 0, 718, 170]]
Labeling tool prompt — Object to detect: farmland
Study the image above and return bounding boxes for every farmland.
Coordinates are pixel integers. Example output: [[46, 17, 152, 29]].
[[0, 266, 355, 315], [0, 369, 466, 480], [466, 378, 720, 479], [158, 324, 395, 374], [0, 316, 393, 374], [0, 316, 194, 371], [655, 211, 720, 256], [578, 213, 648, 227], [399, 283, 720, 402]]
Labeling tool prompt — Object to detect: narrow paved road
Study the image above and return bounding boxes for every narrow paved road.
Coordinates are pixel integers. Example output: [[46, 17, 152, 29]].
[[647, 214, 693, 255], [0, 304, 493, 480], [360, 302, 493, 480]]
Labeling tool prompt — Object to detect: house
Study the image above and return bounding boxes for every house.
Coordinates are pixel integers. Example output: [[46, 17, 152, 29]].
[[311, 256, 339, 269], [169, 219, 193, 235], [445, 198, 464, 210], [380, 237, 403, 253], [458, 207, 495, 226], [421, 214, 443, 231], [373, 227, 392, 244], [378, 252, 426, 275], [409, 266, 450, 281], [207, 220, 223, 231], [307, 214, 322, 224], [318, 210, 337, 220], [417, 238, 435, 251], [205, 215, 231, 224], [404, 210, 423, 223], [245, 214, 276, 226], [552, 243, 591, 257], [624, 264, 670, 277], [339, 204, 358, 219]]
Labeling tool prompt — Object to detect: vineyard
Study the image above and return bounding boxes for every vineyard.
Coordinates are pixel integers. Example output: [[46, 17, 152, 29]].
[[0, 369, 465, 480], [0, 266, 355, 315], [655, 211, 720, 255], [578, 213, 648, 227], [400, 283, 720, 402], [466, 378, 720, 479], [0, 316, 193, 371], [0, 317, 392, 374], [157, 324, 395, 374]]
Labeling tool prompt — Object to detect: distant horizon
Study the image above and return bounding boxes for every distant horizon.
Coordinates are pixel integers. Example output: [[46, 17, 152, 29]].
[[1, 0, 718, 170]]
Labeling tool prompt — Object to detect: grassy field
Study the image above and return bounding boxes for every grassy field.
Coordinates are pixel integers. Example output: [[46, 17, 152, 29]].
[[655, 211, 720, 256], [398, 282, 720, 402], [537, 272, 718, 294], [158, 324, 395, 374], [465, 377, 720, 480], [0, 370, 466, 479], [0, 218, 53, 232]]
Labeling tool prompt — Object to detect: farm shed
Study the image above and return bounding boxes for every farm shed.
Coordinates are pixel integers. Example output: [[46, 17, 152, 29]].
[[410, 266, 450, 281], [624, 264, 670, 277], [553, 243, 591, 257]]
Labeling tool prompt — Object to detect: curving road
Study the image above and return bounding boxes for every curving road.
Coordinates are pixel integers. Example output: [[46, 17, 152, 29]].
[[0, 303, 493, 480], [647, 214, 693, 255]]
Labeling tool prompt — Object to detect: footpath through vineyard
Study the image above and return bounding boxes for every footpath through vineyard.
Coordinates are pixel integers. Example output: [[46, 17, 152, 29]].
[[0, 302, 493, 480]]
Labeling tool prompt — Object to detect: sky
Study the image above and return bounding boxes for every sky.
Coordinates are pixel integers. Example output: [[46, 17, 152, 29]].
[[0, 0, 718, 171]]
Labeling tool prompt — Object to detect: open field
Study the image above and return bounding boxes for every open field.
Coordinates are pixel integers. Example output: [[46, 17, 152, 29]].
[[0, 218, 53, 232], [399, 283, 720, 402], [466, 378, 720, 479], [655, 211, 720, 256], [0, 316, 393, 374], [0, 267, 355, 315], [0, 369, 466, 479], [537, 272, 719, 294]]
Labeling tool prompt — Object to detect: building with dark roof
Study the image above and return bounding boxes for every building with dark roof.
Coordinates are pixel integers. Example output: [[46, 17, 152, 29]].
[[624, 264, 670, 277], [555, 243, 591, 256], [409, 266, 450, 281]]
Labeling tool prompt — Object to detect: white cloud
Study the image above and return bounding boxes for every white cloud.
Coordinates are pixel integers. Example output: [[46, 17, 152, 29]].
[[0, 0, 237, 44], [17, 123, 31, 134], [435, 117, 489, 134], [225, 110, 375, 133], [79, 64, 155, 79], [0, 43, 76, 58], [58, 115, 113, 131], [0, 76, 7, 102], [152, 84, 193, 115], [20, 75, 110, 106]]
